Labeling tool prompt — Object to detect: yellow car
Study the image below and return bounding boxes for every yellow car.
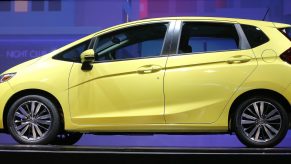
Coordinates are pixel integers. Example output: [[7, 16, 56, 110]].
[[0, 17, 291, 147]]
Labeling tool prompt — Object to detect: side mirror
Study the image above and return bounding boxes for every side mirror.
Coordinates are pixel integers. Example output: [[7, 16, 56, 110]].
[[80, 49, 95, 71]]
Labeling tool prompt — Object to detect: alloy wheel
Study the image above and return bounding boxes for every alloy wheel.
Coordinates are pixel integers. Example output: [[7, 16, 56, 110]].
[[240, 101, 282, 142], [12, 101, 52, 141]]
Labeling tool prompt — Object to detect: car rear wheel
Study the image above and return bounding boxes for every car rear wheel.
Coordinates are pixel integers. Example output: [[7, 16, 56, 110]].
[[7, 95, 60, 145], [233, 96, 288, 147], [50, 132, 83, 145]]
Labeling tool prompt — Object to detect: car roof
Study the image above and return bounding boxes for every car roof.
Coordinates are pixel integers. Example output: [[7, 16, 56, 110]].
[[133, 16, 290, 28], [89, 17, 290, 37]]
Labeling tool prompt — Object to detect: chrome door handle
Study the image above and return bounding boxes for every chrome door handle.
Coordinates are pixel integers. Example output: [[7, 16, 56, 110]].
[[227, 55, 252, 64], [137, 65, 162, 74]]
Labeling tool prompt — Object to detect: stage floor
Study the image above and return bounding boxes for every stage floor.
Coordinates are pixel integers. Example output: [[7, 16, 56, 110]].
[[1, 145, 291, 162]]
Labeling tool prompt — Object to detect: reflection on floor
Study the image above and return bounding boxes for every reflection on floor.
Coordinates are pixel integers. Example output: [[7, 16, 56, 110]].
[[1, 130, 291, 147]]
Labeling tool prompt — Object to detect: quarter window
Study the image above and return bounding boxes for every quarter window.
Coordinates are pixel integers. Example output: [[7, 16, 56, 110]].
[[53, 40, 90, 62], [280, 27, 291, 41], [241, 24, 269, 48], [178, 22, 239, 54], [94, 23, 168, 62]]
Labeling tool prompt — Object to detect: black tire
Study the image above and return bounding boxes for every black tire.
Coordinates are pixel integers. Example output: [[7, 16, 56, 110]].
[[7, 95, 60, 145], [50, 132, 83, 145], [233, 96, 288, 148]]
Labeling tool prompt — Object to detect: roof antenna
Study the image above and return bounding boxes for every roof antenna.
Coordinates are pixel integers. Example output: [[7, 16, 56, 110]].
[[263, 7, 270, 21]]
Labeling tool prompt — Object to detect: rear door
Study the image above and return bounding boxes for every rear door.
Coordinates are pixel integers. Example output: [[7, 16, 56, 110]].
[[164, 21, 258, 124]]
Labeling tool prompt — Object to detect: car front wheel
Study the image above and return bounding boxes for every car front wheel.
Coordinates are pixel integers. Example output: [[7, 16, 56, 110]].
[[233, 96, 289, 147], [7, 95, 60, 145]]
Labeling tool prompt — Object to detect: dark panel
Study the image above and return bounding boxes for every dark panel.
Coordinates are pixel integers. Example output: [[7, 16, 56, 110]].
[[31, 0, 45, 11], [0, 145, 291, 162], [48, 0, 62, 11], [0, 1, 11, 11]]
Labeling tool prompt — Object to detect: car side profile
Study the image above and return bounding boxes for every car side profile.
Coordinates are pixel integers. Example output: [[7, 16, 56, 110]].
[[0, 17, 291, 147]]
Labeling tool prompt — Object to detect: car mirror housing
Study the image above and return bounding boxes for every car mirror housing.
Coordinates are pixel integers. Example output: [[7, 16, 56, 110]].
[[80, 49, 95, 71]]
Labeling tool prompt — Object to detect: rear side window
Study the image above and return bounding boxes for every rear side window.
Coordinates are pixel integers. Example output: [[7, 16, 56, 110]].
[[178, 22, 239, 54], [241, 25, 269, 48], [280, 28, 291, 40]]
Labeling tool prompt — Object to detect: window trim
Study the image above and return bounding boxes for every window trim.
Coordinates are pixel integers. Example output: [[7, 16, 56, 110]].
[[234, 24, 251, 49], [87, 55, 169, 64], [91, 20, 176, 64], [171, 21, 250, 56]]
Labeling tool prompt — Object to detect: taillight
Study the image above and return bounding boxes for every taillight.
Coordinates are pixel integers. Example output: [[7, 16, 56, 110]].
[[280, 47, 291, 64]]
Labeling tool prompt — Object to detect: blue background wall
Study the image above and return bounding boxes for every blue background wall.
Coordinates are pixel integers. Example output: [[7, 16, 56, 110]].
[[1, 0, 291, 147]]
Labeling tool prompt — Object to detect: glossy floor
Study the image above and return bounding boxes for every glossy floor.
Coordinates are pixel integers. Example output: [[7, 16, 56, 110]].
[[1, 131, 291, 147]]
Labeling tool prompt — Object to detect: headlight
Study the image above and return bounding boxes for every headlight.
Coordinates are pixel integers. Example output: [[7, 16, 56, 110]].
[[0, 73, 16, 83]]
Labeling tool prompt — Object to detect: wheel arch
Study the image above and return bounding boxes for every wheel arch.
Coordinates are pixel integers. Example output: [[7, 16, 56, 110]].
[[3, 89, 64, 132], [228, 89, 291, 131]]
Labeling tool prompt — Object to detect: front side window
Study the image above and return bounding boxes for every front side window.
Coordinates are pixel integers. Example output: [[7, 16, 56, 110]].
[[94, 23, 168, 62], [53, 40, 90, 62], [178, 22, 239, 54]]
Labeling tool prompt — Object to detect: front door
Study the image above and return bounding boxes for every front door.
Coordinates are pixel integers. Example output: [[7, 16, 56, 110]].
[[69, 22, 172, 125]]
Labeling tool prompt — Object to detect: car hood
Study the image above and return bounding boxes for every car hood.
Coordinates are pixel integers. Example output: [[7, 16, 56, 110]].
[[1, 56, 43, 75]]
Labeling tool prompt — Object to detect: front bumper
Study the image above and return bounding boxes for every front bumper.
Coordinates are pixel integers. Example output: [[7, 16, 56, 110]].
[[0, 82, 13, 129]]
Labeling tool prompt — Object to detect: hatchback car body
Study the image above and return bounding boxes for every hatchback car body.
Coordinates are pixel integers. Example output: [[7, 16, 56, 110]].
[[1, 17, 291, 147]]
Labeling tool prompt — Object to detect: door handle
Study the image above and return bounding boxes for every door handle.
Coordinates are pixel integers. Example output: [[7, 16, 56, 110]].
[[151, 65, 162, 72], [227, 55, 252, 64], [137, 65, 162, 74]]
